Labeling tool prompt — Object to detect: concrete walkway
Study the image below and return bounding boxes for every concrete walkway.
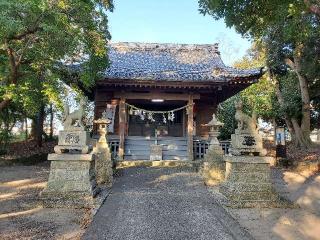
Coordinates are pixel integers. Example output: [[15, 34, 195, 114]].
[[82, 167, 253, 240]]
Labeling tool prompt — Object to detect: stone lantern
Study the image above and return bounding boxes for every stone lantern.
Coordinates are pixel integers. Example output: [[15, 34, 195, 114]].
[[201, 113, 225, 186], [93, 114, 111, 149], [205, 113, 224, 154], [93, 111, 113, 186]]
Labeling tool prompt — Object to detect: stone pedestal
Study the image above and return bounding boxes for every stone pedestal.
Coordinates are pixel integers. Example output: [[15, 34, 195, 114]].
[[94, 145, 113, 186], [219, 156, 278, 207], [93, 116, 113, 186], [229, 132, 267, 156], [54, 130, 92, 154], [202, 149, 225, 186], [40, 153, 100, 208], [202, 160, 225, 186], [201, 113, 225, 185], [150, 144, 162, 161]]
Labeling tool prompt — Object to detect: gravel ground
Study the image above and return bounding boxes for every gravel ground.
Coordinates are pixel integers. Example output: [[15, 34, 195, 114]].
[[2, 161, 318, 240], [82, 167, 253, 240], [0, 162, 85, 240], [225, 167, 320, 240]]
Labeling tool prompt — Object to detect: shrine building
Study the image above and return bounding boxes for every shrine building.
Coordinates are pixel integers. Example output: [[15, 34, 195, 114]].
[[93, 42, 263, 161]]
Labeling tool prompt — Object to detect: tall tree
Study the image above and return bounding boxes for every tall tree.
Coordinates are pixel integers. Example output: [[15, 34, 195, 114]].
[[199, 0, 320, 148], [0, 0, 113, 111], [0, 0, 113, 146]]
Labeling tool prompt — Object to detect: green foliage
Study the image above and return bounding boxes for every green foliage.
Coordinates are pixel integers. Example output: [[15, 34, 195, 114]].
[[217, 45, 277, 140], [0, 0, 113, 116], [233, 46, 276, 120], [216, 96, 237, 140], [278, 73, 302, 119], [0, 105, 23, 154], [200, 0, 320, 146]]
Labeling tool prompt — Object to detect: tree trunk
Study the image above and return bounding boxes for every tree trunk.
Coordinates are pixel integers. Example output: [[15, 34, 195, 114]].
[[271, 72, 311, 148], [49, 104, 53, 139], [25, 117, 28, 140], [272, 118, 277, 146], [284, 49, 312, 148], [31, 119, 36, 140], [0, 99, 11, 112], [32, 106, 45, 147], [38, 106, 45, 147]]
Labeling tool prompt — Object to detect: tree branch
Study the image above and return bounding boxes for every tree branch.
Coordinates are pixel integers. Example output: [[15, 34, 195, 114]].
[[7, 46, 18, 84], [304, 0, 320, 17], [285, 58, 295, 69], [12, 27, 39, 41]]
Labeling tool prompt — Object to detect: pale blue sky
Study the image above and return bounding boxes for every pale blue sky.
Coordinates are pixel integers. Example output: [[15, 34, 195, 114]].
[[108, 0, 252, 65]]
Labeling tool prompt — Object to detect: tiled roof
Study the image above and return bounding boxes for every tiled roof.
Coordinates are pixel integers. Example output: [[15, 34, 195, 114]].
[[104, 42, 262, 82]]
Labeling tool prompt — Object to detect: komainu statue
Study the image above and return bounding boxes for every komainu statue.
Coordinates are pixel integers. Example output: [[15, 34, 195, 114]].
[[63, 97, 86, 130], [234, 100, 257, 134], [230, 100, 267, 156], [54, 96, 91, 154]]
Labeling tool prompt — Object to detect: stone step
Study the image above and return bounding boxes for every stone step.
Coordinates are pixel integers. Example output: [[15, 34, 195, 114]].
[[123, 155, 189, 161], [124, 155, 150, 160], [126, 136, 187, 140], [163, 156, 189, 161], [125, 150, 151, 155], [116, 160, 197, 168], [162, 150, 188, 155], [125, 145, 188, 151], [124, 151, 188, 157], [124, 136, 188, 161]]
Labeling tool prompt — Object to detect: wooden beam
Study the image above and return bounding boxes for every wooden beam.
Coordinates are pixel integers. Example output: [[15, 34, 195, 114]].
[[114, 92, 200, 100], [187, 95, 194, 161], [118, 97, 126, 160]]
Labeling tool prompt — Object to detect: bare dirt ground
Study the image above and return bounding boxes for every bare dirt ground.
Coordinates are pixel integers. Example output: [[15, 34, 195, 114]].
[[0, 162, 86, 240], [223, 168, 320, 240]]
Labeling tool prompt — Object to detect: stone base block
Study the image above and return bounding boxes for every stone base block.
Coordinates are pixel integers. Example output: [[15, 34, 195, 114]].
[[230, 133, 267, 156], [95, 148, 113, 186], [219, 155, 279, 208], [150, 144, 162, 161], [40, 191, 98, 208], [41, 153, 100, 208], [202, 161, 225, 186]]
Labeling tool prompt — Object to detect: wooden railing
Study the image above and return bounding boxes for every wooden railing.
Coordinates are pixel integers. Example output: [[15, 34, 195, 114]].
[[193, 139, 231, 159], [108, 136, 120, 160], [220, 140, 231, 155], [193, 140, 209, 159]]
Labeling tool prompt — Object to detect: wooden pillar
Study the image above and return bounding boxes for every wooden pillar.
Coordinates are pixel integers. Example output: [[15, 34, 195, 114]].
[[118, 97, 126, 160], [182, 110, 186, 137], [187, 95, 194, 161]]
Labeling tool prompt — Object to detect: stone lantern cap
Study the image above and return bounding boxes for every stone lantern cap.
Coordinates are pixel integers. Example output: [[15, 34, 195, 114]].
[[205, 113, 224, 128], [93, 118, 111, 125]]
